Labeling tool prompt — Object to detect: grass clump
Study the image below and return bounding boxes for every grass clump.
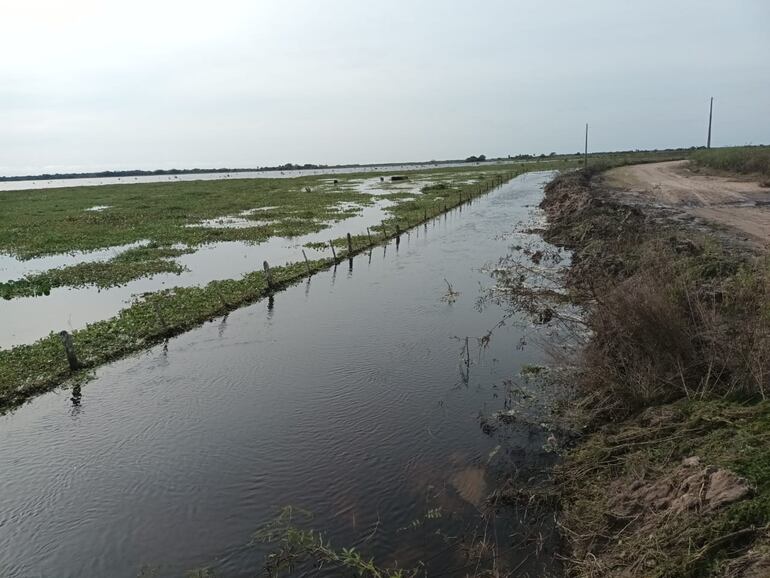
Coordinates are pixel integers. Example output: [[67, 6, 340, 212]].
[[252, 506, 423, 578]]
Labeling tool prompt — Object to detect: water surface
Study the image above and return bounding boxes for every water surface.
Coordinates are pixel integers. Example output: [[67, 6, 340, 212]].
[[0, 172, 565, 577]]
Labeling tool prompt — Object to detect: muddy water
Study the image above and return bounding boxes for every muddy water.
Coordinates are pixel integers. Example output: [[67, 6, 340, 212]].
[[0, 172, 566, 577]]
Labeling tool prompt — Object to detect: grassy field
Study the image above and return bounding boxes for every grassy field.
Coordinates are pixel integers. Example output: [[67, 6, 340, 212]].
[[690, 145, 770, 180]]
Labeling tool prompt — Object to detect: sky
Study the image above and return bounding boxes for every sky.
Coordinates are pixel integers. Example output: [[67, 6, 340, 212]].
[[1, 0, 768, 176]]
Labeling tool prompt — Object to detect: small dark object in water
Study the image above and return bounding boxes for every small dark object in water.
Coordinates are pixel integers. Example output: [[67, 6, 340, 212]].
[[333, 179, 339, 185], [391, 175, 409, 182], [379, 176, 384, 182]]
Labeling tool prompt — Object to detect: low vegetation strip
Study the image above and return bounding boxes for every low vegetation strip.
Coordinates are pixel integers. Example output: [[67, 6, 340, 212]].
[[690, 145, 770, 180], [0, 170, 523, 413], [540, 168, 770, 575], [0, 251, 189, 299]]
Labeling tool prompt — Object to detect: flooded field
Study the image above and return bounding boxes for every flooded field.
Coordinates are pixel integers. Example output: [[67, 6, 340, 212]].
[[0, 172, 570, 577], [0, 197, 398, 348], [1, 164, 532, 348], [0, 160, 518, 192]]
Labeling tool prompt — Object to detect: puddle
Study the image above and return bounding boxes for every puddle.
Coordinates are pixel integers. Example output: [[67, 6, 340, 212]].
[[0, 172, 567, 578], [84, 205, 112, 212]]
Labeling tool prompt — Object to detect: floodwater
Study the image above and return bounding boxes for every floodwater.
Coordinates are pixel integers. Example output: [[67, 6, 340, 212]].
[[0, 241, 150, 284], [0, 198, 400, 349], [0, 172, 568, 577], [0, 160, 504, 192]]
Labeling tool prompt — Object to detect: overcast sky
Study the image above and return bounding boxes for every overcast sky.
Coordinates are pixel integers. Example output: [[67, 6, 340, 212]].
[[1, 0, 768, 175]]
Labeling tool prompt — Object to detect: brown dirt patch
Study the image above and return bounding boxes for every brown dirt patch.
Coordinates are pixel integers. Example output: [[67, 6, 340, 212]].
[[603, 160, 770, 248], [609, 458, 751, 520]]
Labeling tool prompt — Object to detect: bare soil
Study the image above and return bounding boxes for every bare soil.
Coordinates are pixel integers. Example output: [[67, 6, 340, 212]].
[[604, 160, 770, 247]]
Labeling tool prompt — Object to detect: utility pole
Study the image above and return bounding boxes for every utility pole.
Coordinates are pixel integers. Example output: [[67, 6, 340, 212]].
[[707, 97, 714, 149], [584, 123, 589, 169]]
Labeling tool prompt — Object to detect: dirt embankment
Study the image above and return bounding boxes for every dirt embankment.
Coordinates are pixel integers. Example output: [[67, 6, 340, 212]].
[[541, 167, 770, 577], [604, 160, 770, 248]]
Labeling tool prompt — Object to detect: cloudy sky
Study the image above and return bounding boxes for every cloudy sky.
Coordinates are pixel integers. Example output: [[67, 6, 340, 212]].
[[1, 0, 768, 175]]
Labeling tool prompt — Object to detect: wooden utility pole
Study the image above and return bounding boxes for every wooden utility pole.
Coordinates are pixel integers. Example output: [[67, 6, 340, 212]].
[[584, 123, 589, 169], [707, 97, 714, 149]]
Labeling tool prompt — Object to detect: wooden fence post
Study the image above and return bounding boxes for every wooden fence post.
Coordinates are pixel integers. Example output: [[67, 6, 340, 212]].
[[263, 261, 274, 288], [59, 330, 81, 370], [329, 241, 337, 260], [152, 300, 168, 333], [347, 233, 353, 255], [301, 249, 311, 275]]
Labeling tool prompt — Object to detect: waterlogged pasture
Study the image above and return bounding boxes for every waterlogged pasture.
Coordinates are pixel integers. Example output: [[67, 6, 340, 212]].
[[0, 172, 571, 577], [1, 162, 585, 410], [0, 163, 535, 330]]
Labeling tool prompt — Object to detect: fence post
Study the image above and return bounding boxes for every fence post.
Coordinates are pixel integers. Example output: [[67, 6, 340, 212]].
[[301, 249, 311, 275], [152, 300, 168, 333], [263, 260, 274, 288], [59, 330, 81, 371], [347, 233, 353, 255], [329, 241, 337, 260]]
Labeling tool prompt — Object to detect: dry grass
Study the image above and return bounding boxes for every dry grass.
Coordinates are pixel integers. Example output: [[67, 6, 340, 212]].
[[536, 169, 770, 576], [541, 171, 770, 420]]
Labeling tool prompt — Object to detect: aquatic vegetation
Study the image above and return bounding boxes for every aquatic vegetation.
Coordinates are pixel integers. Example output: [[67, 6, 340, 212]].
[[0, 246, 191, 299], [253, 506, 424, 578]]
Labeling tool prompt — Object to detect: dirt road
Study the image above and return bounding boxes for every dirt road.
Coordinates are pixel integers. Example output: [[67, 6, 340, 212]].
[[604, 160, 770, 247]]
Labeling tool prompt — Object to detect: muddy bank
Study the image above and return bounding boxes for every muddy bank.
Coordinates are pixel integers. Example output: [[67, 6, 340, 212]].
[[540, 168, 770, 576]]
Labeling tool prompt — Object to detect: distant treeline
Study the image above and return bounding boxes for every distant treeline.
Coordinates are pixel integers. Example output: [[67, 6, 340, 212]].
[[0, 147, 718, 182], [0, 159, 479, 182], [0, 164, 325, 182]]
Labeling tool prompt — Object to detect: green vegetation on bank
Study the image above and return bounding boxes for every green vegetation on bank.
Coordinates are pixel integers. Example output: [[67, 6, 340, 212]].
[[690, 145, 770, 181], [540, 168, 770, 576]]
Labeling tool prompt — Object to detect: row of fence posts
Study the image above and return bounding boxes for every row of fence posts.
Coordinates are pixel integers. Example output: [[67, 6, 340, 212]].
[[56, 172, 512, 372]]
